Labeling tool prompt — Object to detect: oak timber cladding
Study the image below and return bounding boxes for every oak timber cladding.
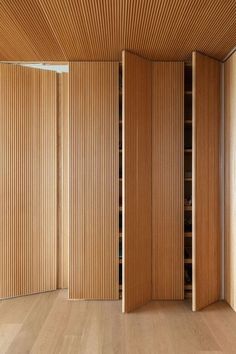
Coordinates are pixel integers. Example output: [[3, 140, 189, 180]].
[[224, 52, 236, 311], [57, 73, 69, 289], [152, 62, 184, 300], [0, 1, 236, 61], [122, 51, 152, 312], [0, 64, 57, 298], [192, 52, 221, 311], [69, 62, 119, 299]]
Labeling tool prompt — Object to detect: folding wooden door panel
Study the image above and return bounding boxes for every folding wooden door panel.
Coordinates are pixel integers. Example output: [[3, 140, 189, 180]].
[[122, 51, 152, 312], [69, 62, 119, 300], [192, 52, 221, 311], [57, 73, 69, 289], [152, 62, 184, 300], [224, 52, 236, 311], [0, 64, 57, 298]]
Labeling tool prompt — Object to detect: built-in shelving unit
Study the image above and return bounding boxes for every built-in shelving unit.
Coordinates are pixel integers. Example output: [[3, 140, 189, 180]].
[[184, 62, 192, 299], [184, 232, 192, 238], [119, 63, 123, 299]]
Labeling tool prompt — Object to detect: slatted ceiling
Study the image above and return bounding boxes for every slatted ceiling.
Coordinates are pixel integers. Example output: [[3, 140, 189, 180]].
[[0, 1, 235, 61], [192, 52, 221, 311], [0, 64, 57, 299], [0, 0, 66, 61], [123, 51, 152, 312], [224, 52, 236, 311], [0, 8, 39, 61], [69, 62, 119, 300], [152, 62, 184, 300], [57, 73, 69, 289]]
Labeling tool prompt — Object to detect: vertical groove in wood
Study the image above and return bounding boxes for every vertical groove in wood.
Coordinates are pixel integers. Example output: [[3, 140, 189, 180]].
[[152, 62, 184, 300], [69, 62, 119, 300], [192, 52, 221, 311], [224, 52, 236, 311], [0, 63, 57, 299], [57, 73, 69, 289], [122, 51, 152, 313], [0, 0, 236, 61]]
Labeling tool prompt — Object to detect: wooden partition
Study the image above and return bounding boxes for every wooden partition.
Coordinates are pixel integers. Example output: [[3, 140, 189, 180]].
[[57, 73, 69, 289], [0, 64, 57, 298], [192, 52, 221, 311], [122, 51, 152, 312], [69, 62, 119, 300], [224, 51, 236, 311], [152, 62, 184, 300]]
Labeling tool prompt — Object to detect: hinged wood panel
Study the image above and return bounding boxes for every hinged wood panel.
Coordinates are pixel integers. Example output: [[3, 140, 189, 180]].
[[57, 73, 69, 289], [152, 62, 184, 300], [192, 52, 221, 311], [69, 62, 119, 300], [224, 51, 236, 311], [122, 51, 152, 312], [0, 64, 57, 298]]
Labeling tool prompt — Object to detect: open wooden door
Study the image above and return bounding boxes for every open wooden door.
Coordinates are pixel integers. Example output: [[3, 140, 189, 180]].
[[192, 52, 221, 311], [69, 62, 119, 300], [152, 62, 184, 300], [57, 73, 69, 290], [122, 51, 152, 312], [224, 51, 236, 311], [0, 63, 57, 298]]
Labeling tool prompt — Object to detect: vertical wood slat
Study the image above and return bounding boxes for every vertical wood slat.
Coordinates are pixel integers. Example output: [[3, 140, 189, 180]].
[[69, 62, 119, 300], [122, 51, 152, 312], [57, 73, 69, 289], [192, 52, 221, 311], [0, 63, 57, 298], [152, 62, 184, 300], [224, 51, 236, 311]]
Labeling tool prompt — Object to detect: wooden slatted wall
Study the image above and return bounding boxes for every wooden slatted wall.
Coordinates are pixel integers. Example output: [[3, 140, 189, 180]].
[[192, 52, 221, 311], [0, 64, 57, 298], [69, 62, 119, 299], [152, 62, 184, 300], [57, 73, 69, 289], [122, 51, 152, 312], [224, 51, 236, 311]]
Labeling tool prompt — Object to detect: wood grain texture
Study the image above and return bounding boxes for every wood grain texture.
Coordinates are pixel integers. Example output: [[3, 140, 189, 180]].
[[192, 52, 221, 311], [0, 64, 57, 299], [57, 73, 69, 289], [122, 51, 152, 312], [224, 52, 236, 311], [152, 62, 184, 300], [0, 0, 235, 61], [1, 291, 236, 353], [69, 62, 119, 300]]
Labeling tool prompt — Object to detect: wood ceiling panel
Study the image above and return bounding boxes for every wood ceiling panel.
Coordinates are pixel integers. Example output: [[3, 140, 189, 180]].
[[0, 1, 235, 61]]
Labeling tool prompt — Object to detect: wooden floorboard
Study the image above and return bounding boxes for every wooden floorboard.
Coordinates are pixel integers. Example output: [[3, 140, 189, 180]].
[[0, 290, 234, 353]]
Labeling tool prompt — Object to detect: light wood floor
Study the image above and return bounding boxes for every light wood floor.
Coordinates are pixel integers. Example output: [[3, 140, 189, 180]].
[[0, 290, 236, 354]]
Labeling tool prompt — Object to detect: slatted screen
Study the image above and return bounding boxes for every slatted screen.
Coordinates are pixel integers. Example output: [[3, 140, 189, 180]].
[[192, 52, 221, 311], [0, 0, 236, 61], [57, 73, 69, 289], [224, 52, 236, 311], [152, 62, 184, 300], [0, 64, 57, 298], [122, 51, 152, 312], [69, 62, 119, 299]]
